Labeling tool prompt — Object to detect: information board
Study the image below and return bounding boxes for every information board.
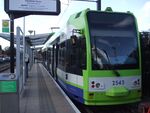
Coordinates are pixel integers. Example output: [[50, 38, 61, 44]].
[[0, 81, 17, 93], [5, 0, 60, 15]]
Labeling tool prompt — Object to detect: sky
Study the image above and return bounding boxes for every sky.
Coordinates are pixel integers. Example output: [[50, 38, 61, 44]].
[[0, 0, 150, 49]]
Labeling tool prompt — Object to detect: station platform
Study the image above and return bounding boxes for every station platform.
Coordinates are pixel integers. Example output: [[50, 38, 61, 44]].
[[20, 63, 79, 113]]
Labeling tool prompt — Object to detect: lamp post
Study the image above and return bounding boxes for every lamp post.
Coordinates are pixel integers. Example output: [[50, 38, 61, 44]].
[[28, 30, 33, 35], [97, 0, 101, 10], [23, 17, 26, 85], [28, 30, 35, 63], [50, 27, 60, 32], [9, 14, 15, 73]]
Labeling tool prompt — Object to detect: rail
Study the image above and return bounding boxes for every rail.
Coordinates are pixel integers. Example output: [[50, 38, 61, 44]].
[[0, 63, 10, 72]]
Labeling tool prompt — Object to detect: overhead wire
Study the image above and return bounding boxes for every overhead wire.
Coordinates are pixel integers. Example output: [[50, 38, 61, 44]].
[[56, 0, 97, 27], [56, 0, 70, 26]]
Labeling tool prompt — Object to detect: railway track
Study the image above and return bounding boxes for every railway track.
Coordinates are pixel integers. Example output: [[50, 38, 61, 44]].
[[87, 104, 138, 113], [73, 100, 139, 113], [0, 63, 10, 72]]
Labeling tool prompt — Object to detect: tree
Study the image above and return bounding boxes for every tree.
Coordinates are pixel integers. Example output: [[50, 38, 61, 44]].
[[4, 46, 16, 56]]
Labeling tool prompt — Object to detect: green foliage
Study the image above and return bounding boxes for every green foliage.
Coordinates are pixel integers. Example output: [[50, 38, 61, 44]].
[[3, 46, 16, 56]]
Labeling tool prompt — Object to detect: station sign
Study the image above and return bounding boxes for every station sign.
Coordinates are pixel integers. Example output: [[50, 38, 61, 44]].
[[4, 0, 60, 16], [0, 73, 17, 93], [0, 81, 17, 93], [2, 20, 9, 33]]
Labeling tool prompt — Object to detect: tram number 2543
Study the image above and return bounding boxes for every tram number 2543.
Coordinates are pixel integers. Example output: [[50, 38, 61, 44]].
[[112, 80, 125, 86]]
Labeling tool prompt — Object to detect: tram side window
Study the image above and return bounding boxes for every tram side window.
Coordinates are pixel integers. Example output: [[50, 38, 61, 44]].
[[66, 37, 86, 75], [51, 48, 53, 64], [58, 42, 66, 71], [80, 38, 86, 70]]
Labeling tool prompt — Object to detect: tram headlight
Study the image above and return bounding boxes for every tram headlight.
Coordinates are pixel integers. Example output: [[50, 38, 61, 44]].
[[90, 80, 105, 90], [93, 82, 105, 89]]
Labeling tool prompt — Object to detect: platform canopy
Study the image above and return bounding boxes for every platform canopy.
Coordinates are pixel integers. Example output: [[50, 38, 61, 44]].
[[0, 33, 12, 42], [26, 33, 54, 46], [0, 33, 54, 47]]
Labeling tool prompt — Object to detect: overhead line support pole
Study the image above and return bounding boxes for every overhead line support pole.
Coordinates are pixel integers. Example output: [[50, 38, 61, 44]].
[[97, 0, 101, 10]]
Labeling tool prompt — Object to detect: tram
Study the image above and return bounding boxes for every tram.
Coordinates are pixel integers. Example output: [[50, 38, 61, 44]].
[[42, 8, 142, 105]]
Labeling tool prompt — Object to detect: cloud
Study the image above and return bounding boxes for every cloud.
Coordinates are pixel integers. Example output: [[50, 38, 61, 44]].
[[137, 1, 150, 31]]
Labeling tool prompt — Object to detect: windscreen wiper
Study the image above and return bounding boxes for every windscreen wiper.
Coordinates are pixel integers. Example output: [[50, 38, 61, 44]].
[[113, 69, 120, 77], [102, 50, 121, 77]]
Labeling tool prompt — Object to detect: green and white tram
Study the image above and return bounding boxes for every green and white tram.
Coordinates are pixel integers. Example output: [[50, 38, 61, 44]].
[[44, 8, 141, 105]]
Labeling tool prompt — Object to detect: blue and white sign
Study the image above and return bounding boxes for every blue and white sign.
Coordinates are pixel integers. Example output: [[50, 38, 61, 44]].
[[9, 0, 56, 12], [4, 0, 60, 15]]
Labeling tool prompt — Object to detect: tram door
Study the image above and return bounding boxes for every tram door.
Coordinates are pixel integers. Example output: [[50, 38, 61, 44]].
[[52, 44, 59, 80], [51, 45, 55, 77], [47, 48, 51, 72]]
